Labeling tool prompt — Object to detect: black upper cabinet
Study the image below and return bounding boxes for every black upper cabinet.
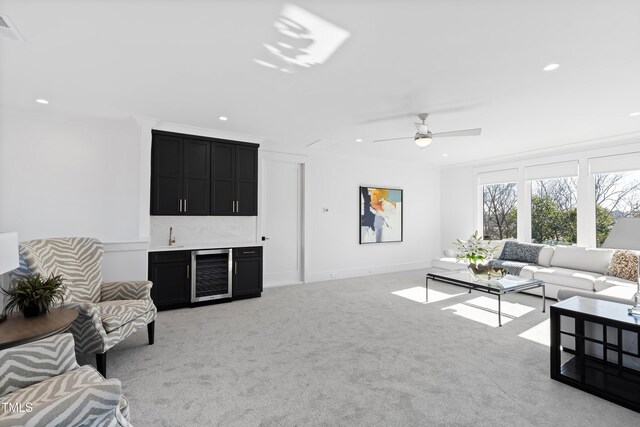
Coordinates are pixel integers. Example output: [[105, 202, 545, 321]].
[[211, 142, 258, 216], [151, 135, 183, 215], [211, 142, 236, 215], [151, 132, 210, 215], [235, 146, 258, 215], [183, 139, 210, 215]]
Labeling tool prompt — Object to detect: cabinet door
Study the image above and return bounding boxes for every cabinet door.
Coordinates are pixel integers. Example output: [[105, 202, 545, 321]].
[[149, 260, 191, 310], [235, 146, 258, 216], [151, 135, 183, 215], [211, 142, 236, 215], [233, 257, 263, 297], [183, 139, 210, 215]]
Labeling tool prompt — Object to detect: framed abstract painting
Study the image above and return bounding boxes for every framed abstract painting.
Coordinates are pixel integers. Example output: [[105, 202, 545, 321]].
[[359, 186, 403, 244]]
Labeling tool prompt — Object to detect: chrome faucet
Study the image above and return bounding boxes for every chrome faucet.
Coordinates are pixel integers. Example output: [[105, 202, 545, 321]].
[[169, 227, 176, 246]]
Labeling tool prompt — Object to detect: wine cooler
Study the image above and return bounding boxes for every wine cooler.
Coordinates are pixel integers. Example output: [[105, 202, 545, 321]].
[[191, 249, 232, 302]]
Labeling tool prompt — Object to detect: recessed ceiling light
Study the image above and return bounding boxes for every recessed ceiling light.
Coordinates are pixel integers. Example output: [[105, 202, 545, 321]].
[[36, 99, 49, 104], [218, 116, 228, 121], [442, 153, 448, 157], [630, 112, 640, 117], [355, 138, 363, 142], [543, 63, 560, 71]]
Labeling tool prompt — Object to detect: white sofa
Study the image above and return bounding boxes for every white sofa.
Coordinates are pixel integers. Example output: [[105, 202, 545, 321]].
[[431, 241, 638, 300]]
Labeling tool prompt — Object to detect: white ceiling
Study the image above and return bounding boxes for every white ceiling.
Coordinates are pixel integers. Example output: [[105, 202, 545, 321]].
[[1, 0, 639, 166]]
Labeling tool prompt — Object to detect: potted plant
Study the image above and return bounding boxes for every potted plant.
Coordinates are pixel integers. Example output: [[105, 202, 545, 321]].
[[454, 231, 504, 280], [2, 274, 66, 317]]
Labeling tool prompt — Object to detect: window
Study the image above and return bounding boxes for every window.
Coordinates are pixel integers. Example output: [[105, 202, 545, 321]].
[[482, 183, 517, 240], [594, 171, 640, 247], [531, 177, 577, 245]]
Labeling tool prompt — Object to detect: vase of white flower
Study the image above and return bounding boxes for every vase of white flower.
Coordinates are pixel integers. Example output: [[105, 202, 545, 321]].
[[454, 231, 505, 280]]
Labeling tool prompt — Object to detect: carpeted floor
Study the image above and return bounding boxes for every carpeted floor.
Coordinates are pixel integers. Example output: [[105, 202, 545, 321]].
[[80, 269, 638, 426]]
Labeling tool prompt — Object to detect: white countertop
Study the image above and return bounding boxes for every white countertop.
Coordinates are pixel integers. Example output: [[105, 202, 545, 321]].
[[148, 241, 263, 252]]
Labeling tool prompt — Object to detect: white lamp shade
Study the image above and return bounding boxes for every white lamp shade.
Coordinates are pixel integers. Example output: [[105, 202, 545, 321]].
[[415, 137, 432, 148], [0, 232, 19, 274]]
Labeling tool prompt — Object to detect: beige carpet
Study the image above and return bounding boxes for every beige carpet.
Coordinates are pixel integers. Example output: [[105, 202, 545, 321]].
[[79, 269, 638, 426]]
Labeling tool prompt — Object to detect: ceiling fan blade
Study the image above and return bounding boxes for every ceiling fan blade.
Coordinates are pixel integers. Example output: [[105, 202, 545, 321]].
[[432, 128, 482, 138], [361, 112, 418, 124], [359, 102, 484, 124], [371, 136, 413, 143]]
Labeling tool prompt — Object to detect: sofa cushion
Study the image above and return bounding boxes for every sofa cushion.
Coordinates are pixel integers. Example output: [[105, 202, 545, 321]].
[[97, 299, 155, 333], [537, 246, 554, 267], [533, 267, 598, 291], [550, 246, 614, 274], [605, 250, 639, 282], [594, 275, 638, 292], [519, 265, 542, 280], [595, 283, 638, 300], [491, 239, 513, 259], [499, 241, 543, 263]]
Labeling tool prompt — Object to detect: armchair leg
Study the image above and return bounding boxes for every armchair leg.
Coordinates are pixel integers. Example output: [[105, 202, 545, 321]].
[[96, 352, 107, 378], [147, 321, 155, 345]]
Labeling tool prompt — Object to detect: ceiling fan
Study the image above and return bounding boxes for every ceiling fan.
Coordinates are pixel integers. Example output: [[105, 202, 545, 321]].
[[372, 113, 482, 148]]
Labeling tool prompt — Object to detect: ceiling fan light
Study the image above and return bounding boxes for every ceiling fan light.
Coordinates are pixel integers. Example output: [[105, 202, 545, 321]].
[[414, 131, 432, 148], [415, 137, 432, 148]]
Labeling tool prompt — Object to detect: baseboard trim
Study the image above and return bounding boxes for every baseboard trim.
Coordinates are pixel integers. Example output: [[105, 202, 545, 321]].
[[306, 261, 430, 283]]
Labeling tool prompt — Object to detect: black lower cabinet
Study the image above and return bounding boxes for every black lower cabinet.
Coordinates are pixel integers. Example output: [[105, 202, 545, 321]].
[[149, 251, 191, 311], [233, 247, 263, 298], [149, 246, 262, 310]]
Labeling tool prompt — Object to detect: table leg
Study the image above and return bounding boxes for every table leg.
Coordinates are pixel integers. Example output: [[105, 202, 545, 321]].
[[498, 294, 502, 327], [425, 276, 429, 302], [542, 285, 546, 313]]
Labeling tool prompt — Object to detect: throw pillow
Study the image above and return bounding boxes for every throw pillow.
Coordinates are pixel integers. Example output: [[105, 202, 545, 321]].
[[499, 241, 544, 264], [606, 250, 639, 282]]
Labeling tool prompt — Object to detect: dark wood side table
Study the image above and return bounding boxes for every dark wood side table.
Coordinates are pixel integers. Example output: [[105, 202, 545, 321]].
[[0, 308, 78, 350]]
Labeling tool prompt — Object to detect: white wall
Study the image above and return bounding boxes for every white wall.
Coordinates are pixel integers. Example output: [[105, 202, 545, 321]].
[[440, 166, 476, 252], [0, 112, 140, 242], [0, 111, 441, 285], [305, 152, 441, 282], [439, 138, 640, 251]]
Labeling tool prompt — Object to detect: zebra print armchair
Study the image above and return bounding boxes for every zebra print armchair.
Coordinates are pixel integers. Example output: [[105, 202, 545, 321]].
[[13, 237, 157, 377], [0, 333, 132, 427]]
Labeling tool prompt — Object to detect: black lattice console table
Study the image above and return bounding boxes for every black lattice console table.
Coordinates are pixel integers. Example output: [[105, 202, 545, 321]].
[[550, 296, 640, 412]]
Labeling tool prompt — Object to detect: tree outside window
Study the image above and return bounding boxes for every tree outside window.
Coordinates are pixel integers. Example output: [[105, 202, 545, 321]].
[[482, 183, 517, 240], [531, 177, 577, 245], [594, 171, 640, 247]]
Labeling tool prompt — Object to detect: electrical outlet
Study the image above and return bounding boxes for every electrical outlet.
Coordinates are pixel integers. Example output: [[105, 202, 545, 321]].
[[201, 226, 209, 233], [331, 273, 337, 279]]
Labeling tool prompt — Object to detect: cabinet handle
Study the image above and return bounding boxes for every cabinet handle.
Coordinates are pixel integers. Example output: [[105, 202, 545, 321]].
[[234, 261, 237, 275], [243, 251, 255, 254], [179, 199, 183, 212], [186, 265, 190, 279], [236, 200, 239, 212], [232, 201, 235, 213], [184, 199, 187, 212]]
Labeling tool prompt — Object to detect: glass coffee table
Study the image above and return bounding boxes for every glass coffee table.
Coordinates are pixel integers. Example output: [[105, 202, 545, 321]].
[[426, 270, 546, 326]]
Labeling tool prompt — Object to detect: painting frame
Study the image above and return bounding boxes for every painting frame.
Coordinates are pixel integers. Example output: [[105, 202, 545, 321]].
[[359, 186, 404, 244]]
